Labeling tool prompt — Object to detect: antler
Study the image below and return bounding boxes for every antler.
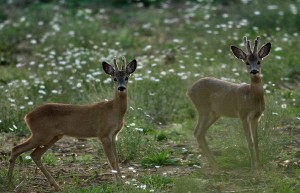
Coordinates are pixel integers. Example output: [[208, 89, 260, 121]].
[[121, 56, 126, 71], [243, 36, 252, 54], [113, 56, 119, 70], [253, 36, 260, 54]]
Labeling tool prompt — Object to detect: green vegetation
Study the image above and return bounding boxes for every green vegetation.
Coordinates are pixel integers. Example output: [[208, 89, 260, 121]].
[[141, 149, 179, 168], [0, 0, 300, 192]]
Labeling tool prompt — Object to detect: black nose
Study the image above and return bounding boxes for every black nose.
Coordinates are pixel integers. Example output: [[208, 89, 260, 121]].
[[118, 86, 126, 91], [250, 70, 259, 75]]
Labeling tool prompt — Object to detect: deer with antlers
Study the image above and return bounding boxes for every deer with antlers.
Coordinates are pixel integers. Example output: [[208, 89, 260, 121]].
[[7, 56, 137, 191], [187, 37, 271, 171]]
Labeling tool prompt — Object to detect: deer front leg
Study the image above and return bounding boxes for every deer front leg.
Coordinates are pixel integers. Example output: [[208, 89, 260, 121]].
[[111, 136, 122, 178], [100, 136, 121, 181], [241, 118, 257, 171], [248, 116, 260, 170]]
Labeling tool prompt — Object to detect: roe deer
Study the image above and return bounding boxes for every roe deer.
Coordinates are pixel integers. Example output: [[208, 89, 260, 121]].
[[187, 37, 271, 171], [7, 56, 137, 191]]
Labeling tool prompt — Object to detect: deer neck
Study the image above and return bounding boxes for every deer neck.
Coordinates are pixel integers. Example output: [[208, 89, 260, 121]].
[[113, 89, 128, 117], [250, 75, 265, 109], [250, 75, 263, 91]]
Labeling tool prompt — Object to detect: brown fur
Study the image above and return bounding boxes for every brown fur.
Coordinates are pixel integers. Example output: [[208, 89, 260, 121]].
[[24, 92, 126, 139]]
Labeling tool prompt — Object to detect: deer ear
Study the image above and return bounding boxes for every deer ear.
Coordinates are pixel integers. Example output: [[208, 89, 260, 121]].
[[102, 61, 115, 76], [126, 59, 137, 74], [258, 43, 271, 59], [231, 46, 247, 60]]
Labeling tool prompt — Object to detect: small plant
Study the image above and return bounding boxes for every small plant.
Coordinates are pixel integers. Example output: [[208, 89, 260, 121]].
[[156, 131, 168, 141], [141, 149, 179, 168], [76, 154, 94, 164], [117, 126, 157, 162]]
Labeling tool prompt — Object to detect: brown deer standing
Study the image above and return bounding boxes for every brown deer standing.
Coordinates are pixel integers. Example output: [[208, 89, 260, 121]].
[[7, 56, 137, 191], [187, 37, 271, 171]]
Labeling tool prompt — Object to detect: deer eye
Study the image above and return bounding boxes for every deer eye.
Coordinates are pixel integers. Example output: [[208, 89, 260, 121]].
[[246, 62, 250, 65], [114, 78, 117, 81], [257, 61, 261, 65], [125, 77, 128, 81]]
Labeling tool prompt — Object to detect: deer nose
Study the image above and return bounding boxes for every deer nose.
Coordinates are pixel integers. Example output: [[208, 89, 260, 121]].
[[118, 86, 126, 91], [250, 70, 259, 75]]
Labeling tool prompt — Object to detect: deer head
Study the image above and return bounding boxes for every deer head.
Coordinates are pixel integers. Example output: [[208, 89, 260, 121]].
[[231, 36, 271, 77], [102, 56, 137, 92]]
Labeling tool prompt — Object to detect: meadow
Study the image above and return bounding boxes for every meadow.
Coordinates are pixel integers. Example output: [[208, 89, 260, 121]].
[[0, 0, 300, 192]]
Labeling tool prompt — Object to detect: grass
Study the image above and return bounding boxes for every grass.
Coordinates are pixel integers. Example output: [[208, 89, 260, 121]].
[[141, 149, 180, 168], [173, 176, 208, 193], [0, 0, 300, 192]]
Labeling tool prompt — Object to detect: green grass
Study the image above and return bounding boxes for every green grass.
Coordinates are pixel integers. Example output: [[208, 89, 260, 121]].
[[139, 174, 173, 192], [173, 176, 206, 193], [64, 184, 138, 193], [141, 149, 180, 168], [0, 169, 9, 192], [63, 174, 173, 193], [42, 152, 59, 165], [0, 0, 300, 192]]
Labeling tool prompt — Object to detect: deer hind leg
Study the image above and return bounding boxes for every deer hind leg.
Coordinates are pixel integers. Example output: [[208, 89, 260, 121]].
[[100, 136, 121, 180], [242, 118, 259, 171], [30, 135, 62, 191], [7, 137, 39, 182], [194, 111, 219, 169]]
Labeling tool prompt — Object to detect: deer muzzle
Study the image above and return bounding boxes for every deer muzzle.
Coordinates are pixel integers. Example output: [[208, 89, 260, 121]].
[[118, 86, 126, 91], [250, 69, 259, 75]]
